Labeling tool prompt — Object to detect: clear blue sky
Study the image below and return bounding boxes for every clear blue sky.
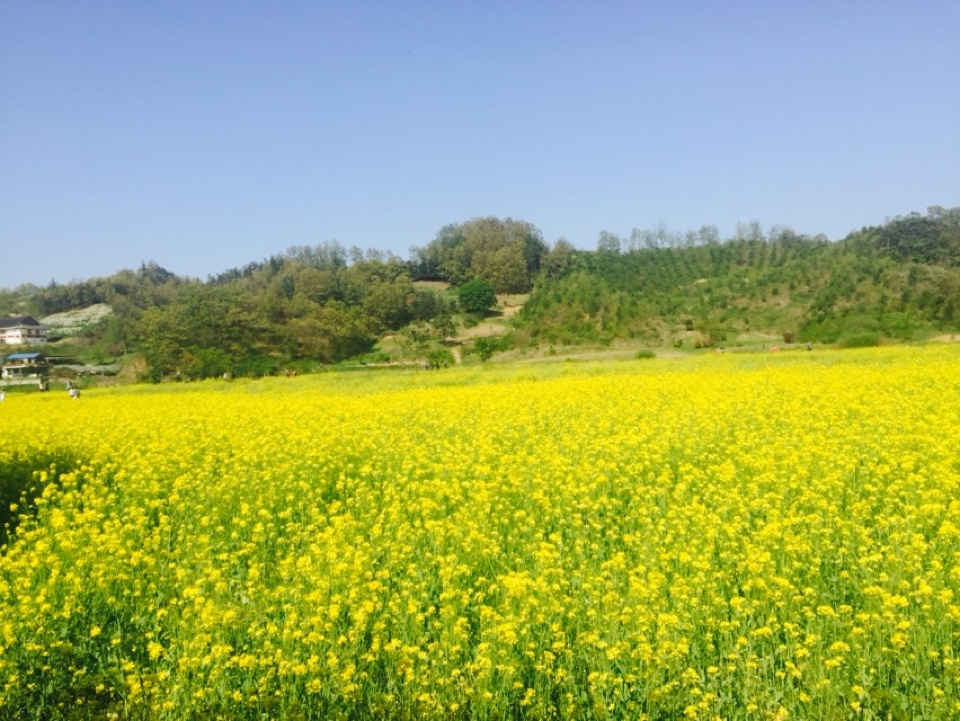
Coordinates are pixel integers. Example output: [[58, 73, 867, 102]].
[[2, 1, 958, 290]]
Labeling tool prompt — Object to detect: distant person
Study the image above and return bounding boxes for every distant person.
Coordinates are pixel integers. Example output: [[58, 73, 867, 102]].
[[0, 389, 5, 402]]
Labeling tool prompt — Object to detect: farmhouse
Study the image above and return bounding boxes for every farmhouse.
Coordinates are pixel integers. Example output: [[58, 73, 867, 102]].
[[0, 315, 48, 345], [1, 352, 50, 382]]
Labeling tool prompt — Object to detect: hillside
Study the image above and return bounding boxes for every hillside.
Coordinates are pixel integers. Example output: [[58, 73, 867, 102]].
[[518, 208, 960, 347], [1, 206, 958, 381]]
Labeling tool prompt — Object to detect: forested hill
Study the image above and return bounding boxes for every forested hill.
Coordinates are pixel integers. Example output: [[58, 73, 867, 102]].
[[0, 245, 457, 380], [518, 207, 960, 346], [0, 207, 958, 381]]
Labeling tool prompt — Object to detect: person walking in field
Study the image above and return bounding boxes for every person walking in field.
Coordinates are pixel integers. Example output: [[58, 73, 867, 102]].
[[0, 389, 5, 402]]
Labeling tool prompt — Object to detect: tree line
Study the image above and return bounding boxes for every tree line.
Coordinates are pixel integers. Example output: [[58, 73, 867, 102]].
[[1, 208, 958, 379], [519, 206, 960, 346]]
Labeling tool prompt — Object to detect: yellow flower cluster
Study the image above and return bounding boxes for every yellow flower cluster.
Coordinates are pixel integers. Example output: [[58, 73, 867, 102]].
[[1, 345, 959, 719]]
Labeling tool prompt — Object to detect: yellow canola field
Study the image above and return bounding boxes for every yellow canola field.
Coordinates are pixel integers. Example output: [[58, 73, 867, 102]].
[[1, 346, 960, 720]]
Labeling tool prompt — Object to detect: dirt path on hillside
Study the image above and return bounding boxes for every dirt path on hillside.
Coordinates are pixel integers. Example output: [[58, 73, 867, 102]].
[[450, 347, 462, 365], [455, 321, 509, 340]]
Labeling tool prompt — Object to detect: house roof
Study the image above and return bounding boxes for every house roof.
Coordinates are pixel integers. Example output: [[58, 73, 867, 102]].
[[0, 315, 44, 329], [4, 353, 43, 361]]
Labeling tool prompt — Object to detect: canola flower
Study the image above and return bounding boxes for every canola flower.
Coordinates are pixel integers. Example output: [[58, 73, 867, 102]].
[[0, 345, 959, 719]]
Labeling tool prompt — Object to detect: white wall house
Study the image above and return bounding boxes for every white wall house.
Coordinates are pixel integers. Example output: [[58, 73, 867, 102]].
[[0, 316, 48, 345]]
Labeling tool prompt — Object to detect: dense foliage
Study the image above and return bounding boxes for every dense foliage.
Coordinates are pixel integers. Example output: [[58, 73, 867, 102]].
[[519, 207, 960, 346], [409, 217, 548, 293], [458, 279, 497, 314], [2, 347, 960, 719], [0, 246, 454, 379], [1, 207, 958, 378]]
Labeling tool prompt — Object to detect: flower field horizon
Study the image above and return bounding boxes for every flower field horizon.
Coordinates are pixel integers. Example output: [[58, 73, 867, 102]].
[[2, 346, 960, 719]]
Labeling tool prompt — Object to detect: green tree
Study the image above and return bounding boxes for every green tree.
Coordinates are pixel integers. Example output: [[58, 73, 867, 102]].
[[458, 279, 497, 314], [473, 336, 502, 362], [432, 313, 457, 341], [426, 348, 455, 368], [294, 267, 337, 303], [398, 322, 431, 361], [473, 244, 530, 294], [597, 231, 622, 254], [411, 217, 547, 290], [361, 276, 413, 331], [542, 238, 575, 279]]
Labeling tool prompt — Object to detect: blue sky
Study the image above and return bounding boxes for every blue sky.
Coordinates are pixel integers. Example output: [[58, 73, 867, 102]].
[[2, 1, 958, 290]]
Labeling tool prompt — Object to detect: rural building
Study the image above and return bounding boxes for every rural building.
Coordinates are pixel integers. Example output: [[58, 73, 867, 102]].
[[1, 352, 51, 382], [0, 315, 48, 345]]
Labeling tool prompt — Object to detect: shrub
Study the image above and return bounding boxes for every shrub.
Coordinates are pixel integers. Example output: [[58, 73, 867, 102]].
[[458, 279, 497, 314], [426, 348, 454, 369], [837, 332, 881, 348], [473, 337, 502, 362], [636, 349, 656, 360]]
